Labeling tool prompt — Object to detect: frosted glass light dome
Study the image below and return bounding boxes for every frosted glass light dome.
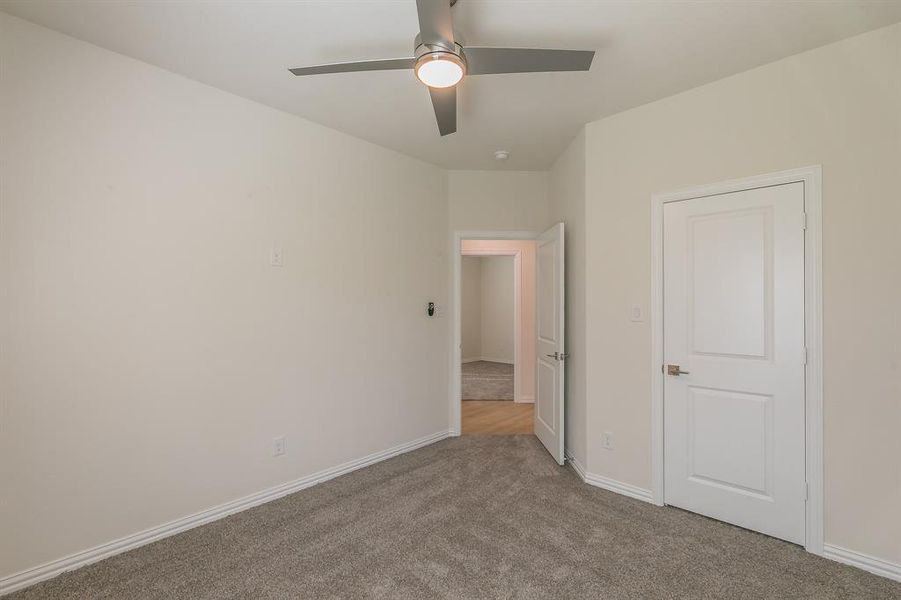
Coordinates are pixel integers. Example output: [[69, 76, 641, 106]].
[[415, 53, 465, 88]]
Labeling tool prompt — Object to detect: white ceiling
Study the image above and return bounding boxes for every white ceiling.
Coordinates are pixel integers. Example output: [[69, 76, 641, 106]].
[[3, 1, 900, 170]]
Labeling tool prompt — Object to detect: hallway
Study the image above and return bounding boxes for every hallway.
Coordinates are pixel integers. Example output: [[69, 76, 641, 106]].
[[461, 401, 533, 434]]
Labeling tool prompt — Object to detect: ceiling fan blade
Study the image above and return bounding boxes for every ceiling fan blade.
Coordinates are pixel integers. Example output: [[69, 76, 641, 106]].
[[428, 86, 456, 136], [416, 0, 455, 47], [464, 48, 594, 75], [289, 57, 414, 76]]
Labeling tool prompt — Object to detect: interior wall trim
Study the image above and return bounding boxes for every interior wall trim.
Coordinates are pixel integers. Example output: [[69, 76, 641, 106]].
[[0, 429, 452, 597], [823, 545, 901, 583], [565, 450, 653, 504], [564, 450, 587, 481], [475, 356, 515, 365], [583, 473, 655, 504]]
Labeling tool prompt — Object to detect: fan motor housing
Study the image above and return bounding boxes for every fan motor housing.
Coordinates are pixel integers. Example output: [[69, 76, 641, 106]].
[[413, 33, 465, 58], [414, 43, 466, 65]]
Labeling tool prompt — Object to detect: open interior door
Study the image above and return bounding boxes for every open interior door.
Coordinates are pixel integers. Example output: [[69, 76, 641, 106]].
[[535, 223, 565, 464]]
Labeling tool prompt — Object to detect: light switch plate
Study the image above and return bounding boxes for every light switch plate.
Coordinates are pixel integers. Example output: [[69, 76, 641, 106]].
[[269, 247, 284, 267], [630, 304, 644, 322]]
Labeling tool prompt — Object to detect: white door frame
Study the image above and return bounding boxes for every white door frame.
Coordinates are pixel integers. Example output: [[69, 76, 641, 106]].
[[650, 166, 823, 555], [450, 230, 539, 436]]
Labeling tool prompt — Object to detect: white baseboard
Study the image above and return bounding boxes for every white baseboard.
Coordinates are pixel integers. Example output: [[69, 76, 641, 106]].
[[514, 395, 534, 404], [564, 450, 587, 481], [823, 544, 901, 582], [476, 356, 514, 365], [564, 448, 652, 504], [566, 456, 899, 584], [567, 467, 900, 583], [0, 429, 452, 597], [583, 472, 655, 504], [462, 356, 513, 364]]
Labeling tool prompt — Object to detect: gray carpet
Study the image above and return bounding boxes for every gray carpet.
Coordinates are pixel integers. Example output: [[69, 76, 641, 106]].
[[462, 360, 514, 400], [10, 436, 900, 599]]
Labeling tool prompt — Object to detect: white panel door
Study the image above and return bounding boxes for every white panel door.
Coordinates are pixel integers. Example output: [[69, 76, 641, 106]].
[[663, 182, 806, 544], [535, 223, 565, 465]]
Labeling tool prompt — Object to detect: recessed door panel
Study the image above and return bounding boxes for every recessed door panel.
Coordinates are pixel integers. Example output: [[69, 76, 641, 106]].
[[536, 360, 556, 431], [687, 386, 772, 497], [537, 246, 556, 341], [689, 209, 771, 359]]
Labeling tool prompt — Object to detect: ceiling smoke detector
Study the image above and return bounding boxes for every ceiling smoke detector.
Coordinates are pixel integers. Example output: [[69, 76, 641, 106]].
[[494, 150, 510, 161]]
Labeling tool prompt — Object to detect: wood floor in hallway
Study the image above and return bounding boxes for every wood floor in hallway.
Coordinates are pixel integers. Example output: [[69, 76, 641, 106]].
[[462, 400, 533, 434]]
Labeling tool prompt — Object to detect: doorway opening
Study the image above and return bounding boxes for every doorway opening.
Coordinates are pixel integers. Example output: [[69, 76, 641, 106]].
[[451, 225, 566, 465], [459, 241, 535, 435]]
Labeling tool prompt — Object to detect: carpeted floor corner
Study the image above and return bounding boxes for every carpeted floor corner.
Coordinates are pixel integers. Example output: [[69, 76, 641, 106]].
[[9, 436, 900, 599]]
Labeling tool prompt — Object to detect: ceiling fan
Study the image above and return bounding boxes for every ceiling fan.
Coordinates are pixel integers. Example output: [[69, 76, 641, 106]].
[[289, 0, 595, 136]]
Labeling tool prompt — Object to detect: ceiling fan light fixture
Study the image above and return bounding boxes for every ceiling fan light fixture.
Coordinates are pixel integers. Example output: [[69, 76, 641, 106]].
[[415, 52, 465, 88], [289, 2, 596, 137]]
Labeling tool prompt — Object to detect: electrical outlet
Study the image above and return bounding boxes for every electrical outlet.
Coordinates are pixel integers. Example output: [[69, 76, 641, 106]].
[[269, 247, 284, 267], [272, 436, 286, 457], [602, 432, 614, 450]]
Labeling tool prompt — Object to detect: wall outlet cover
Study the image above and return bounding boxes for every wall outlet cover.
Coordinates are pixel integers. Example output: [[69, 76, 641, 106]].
[[269, 247, 285, 267], [602, 432, 614, 450], [272, 436, 286, 456]]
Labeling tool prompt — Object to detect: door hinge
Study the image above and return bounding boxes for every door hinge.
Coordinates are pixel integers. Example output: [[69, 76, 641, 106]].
[[801, 212, 808, 230], [802, 346, 808, 365], [803, 482, 809, 501]]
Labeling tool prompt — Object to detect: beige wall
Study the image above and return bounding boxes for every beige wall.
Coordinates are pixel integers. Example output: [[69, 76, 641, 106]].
[[4, 6, 899, 586], [479, 256, 515, 364], [461, 257, 483, 361], [0, 13, 449, 579], [548, 131, 588, 466], [582, 23, 901, 563], [460, 256, 516, 364], [448, 170, 549, 233]]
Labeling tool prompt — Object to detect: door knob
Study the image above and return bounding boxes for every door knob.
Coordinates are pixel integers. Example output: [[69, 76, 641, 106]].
[[546, 352, 559, 360], [666, 364, 690, 376]]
